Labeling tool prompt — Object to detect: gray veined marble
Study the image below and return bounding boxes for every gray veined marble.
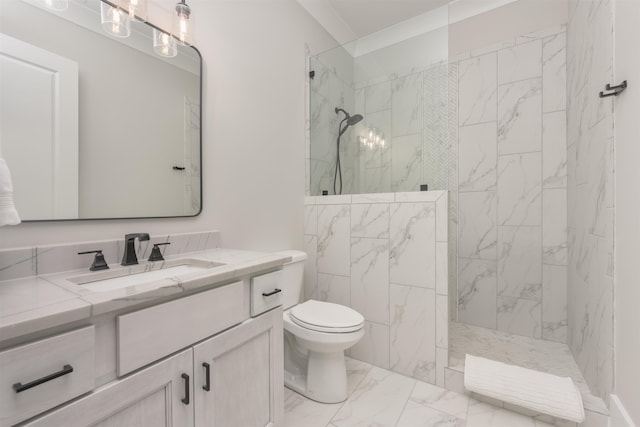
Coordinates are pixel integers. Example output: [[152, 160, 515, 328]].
[[542, 32, 567, 113], [458, 123, 497, 192], [317, 205, 351, 276], [497, 152, 542, 226], [458, 192, 497, 260], [365, 81, 392, 114], [457, 259, 497, 329], [497, 226, 542, 301], [458, 53, 497, 126], [391, 72, 423, 137], [390, 284, 436, 383], [497, 296, 542, 339], [497, 78, 542, 155], [542, 111, 568, 189], [389, 202, 436, 288], [391, 134, 422, 192], [497, 39, 542, 85], [350, 204, 390, 239], [317, 273, 350, 308], [350, 237, 390, 325]]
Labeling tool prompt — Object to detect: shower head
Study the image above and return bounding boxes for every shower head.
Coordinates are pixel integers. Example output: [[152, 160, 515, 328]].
[[335, 107, 363, 127]]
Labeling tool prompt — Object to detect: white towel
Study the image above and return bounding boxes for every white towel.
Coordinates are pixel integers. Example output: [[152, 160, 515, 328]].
[[0, 158, 21, 226], [464, 354, 585, 423]]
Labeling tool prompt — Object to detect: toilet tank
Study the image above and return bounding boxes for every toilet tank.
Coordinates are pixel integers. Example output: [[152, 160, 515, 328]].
[[273, 250, 307, 310]]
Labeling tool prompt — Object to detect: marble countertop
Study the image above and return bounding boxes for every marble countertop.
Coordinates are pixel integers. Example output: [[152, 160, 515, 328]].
[[0, 248, 290, 342]]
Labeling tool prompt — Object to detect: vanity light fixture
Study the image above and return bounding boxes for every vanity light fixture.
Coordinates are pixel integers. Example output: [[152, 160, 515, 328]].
[[37, 0, 68, 11], [153, 28, 177, 58], [100, 2, 131, 38], [173, 0, 193, 45], [126, 0, 147, 22]]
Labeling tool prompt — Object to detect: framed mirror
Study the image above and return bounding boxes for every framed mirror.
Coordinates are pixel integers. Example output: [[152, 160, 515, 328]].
[[0, 0, 202, 221]]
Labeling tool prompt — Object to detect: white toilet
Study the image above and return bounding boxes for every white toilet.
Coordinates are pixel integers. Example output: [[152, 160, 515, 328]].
[[275, 250, 364, 404]]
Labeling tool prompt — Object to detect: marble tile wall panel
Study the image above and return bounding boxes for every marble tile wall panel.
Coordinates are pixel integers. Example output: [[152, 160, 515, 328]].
[[304, 235, 318, 301], [567, 0, 614, 403], [458, 123, 497, 192], [497, 296, 542, 339], [365, 81, 391, 114], [458, 53, 497, 126], [543, 188, 568, 265], [423, 63, 450, 191], [317, 204, 351, 276], [458, 192, 497, 260], [497, 226, 542, 301], [304, 205, 318, 236], [0, 247, 36, 281], [458, 259, 497, 329], [497, 152, 542, 226], [391, 134, 422, 192], [497, 40, 542, 85], [542, 111, 568, 189], [349, 321, 390, 369], [542, 32, 567, 113], [317, 273, 350, 307], [389, 202, 436, 288], [391, 72, 423, 137], [350, 204, 389, 239], [305, 192, 448, 384], [351, 237, 390, 325], [390, 284, 436, 382], [542, 264, 568, 343], [497, 78, 542, 155]]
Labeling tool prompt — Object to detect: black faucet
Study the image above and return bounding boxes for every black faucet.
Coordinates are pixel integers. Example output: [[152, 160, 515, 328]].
[[121, 233, 150, 266]]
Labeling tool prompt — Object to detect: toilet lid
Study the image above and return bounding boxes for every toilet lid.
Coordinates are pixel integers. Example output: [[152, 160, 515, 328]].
[[290, 300, 364, 333]]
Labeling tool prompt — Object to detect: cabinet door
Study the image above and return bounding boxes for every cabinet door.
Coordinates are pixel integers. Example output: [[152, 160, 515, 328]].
[[22, 349, 194, 427], [194, 307, 283, 427]]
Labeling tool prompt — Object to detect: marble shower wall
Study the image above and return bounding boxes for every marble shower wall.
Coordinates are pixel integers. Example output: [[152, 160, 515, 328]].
[[566, 0, 614, 404], [452, 26, 569, 344], [304, 191, 449, 387]]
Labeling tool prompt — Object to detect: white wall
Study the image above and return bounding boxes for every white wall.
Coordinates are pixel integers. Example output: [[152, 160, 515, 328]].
[[0, 0, 338, 251]]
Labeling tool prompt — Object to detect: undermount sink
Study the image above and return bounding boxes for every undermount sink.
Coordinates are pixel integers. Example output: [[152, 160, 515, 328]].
[[67, 258, 225, 292]]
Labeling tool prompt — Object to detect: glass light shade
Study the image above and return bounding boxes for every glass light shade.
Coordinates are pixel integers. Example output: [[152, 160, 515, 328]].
[[37, 0, 68, 11], [127, 0, 147, 21], [153, 29, 177, 58], [101, 3, 131, 38], [173, 1, 193, 45]]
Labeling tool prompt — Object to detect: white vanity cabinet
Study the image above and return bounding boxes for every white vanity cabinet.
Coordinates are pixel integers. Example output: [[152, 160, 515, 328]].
[[14, 276, 284, 427], [193, 306, 284, 427], [21, 348, 194, 427]]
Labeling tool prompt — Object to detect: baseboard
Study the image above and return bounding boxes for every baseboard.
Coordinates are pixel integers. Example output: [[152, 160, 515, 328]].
[[609, 395, 637, 427]]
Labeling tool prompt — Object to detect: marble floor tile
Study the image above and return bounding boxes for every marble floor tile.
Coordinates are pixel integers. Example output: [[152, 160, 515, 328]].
[[331, 366, 416, 427], [284, 356, 595, 427], [409, 381, 470, 420], [396, 401, 465, 427], [466, 399, 553, 427]]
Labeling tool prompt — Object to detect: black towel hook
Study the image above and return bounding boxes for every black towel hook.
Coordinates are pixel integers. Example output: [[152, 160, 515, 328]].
[[599, 80, 627, 98]]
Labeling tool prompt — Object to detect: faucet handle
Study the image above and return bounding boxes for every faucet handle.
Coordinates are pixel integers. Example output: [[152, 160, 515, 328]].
[[78, 250, 110, 271], [148, 243, 171, 262]]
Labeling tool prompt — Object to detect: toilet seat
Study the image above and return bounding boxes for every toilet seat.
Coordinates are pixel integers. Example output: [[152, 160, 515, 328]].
[[290, 300, 364, 333]]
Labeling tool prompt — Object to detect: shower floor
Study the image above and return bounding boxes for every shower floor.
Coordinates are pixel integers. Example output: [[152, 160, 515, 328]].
[[448, 322, 608, 414]]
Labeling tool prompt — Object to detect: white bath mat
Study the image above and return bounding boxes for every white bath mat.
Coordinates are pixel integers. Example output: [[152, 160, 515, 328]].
[[464, 354, 585, 423]]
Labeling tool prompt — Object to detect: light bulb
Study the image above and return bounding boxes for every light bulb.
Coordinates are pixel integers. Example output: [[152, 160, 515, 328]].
[[101, 3, 131, 38], [153, 28, 177, 58], [127, 0, 147, 21], [173, 1, 193, 45]]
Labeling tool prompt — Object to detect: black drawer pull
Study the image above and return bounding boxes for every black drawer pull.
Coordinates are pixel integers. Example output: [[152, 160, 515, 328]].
[[262, 288, 282, 297], [202, 362, 211, 391], [181, 373, 190, 405], [13, 364, 74, 393]]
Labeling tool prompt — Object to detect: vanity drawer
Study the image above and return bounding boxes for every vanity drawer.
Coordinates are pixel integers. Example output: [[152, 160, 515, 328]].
[[251, 270, 283, 317], [0, 326, 95, 427], [117, 281, 245, 376]]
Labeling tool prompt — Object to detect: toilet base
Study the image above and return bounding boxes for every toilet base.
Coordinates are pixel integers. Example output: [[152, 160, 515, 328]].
[[284, 349, 349, 404]]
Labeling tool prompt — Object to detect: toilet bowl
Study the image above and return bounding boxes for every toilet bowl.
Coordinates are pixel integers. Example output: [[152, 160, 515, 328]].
[[274, 251, 365, 404]]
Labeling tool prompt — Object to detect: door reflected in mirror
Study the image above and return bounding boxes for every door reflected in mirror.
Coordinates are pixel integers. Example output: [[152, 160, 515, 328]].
[[0, 0, 202, 220]]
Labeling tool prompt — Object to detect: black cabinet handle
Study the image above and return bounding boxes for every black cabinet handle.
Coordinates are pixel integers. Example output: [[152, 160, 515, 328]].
[[202, 362, 211, 391], [181, 373, 190, 405], [262, 288, 282, 297], [13, 364, 74, 393]]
